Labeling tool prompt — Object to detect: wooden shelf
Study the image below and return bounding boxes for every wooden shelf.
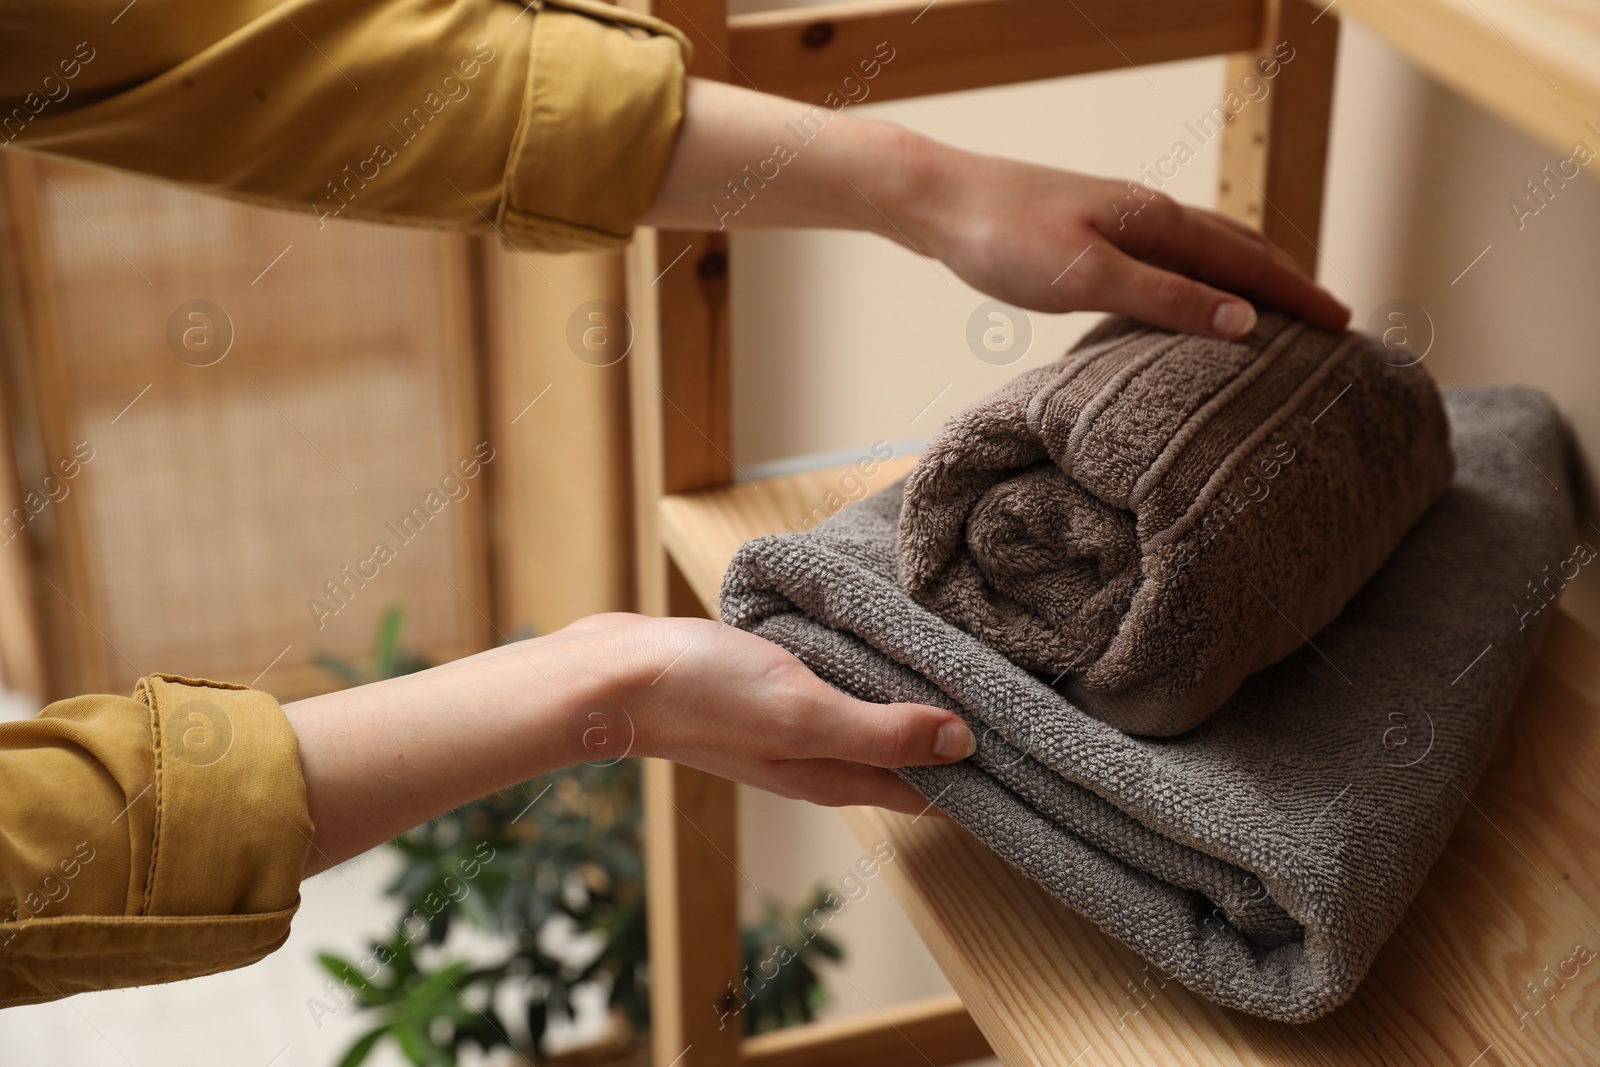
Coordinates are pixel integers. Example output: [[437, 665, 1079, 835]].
[[659, 466, 1600, 1064], [658, 455, 919, 617], [1338, 0, 1600, 163], [740, 993, 989, 1067]]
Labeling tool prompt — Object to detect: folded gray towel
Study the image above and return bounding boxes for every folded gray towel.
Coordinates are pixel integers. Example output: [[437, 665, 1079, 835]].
[[899, 312, 1458, 735], [721, 385, 1573, 1022]]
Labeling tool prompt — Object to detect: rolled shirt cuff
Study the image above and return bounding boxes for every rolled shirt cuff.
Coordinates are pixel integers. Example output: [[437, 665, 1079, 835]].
[[500, 0, 691, 250], [131, 674, 313, 919], [0, 675, 313, 1006]]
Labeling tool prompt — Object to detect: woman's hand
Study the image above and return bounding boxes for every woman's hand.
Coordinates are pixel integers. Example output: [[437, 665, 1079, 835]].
[[554, 613, 973, 816], [895, 146, 1351, 337], [285, 612, 972, 874], [642, 78, 1350, 341]]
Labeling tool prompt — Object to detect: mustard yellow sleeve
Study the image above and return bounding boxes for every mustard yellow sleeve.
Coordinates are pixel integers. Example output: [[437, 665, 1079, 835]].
[[0, 0, 689, 251], [0, 675, 312, 1008]]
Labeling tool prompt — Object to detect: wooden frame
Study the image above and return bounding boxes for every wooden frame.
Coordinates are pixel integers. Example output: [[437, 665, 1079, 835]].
[[727, 0, 1264, 106], [624, 1, 1341, 1064]]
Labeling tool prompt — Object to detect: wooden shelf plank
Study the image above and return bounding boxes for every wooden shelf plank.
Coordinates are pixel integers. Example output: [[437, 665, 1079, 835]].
[[658, 455, 919, 617], [740, 993, 990, 1067], [728, 0, 1263, 107]]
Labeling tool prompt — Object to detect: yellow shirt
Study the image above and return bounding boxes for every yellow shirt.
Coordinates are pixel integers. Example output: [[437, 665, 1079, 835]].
[[1, 0, 689, 250], [0, 0, 688, 1007]]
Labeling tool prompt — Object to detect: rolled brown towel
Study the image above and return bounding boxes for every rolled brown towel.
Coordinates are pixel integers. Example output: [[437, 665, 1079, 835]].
[[898, 311, 1456, 735]]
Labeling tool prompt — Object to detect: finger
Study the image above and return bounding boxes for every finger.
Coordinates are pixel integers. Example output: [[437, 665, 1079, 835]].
[[1077, 244, 1261, 340], [1104, 196, 1349, 334], [783, 759, 952, 816], [795, 693, 976, 768], [1183, 212, 1351, 332]]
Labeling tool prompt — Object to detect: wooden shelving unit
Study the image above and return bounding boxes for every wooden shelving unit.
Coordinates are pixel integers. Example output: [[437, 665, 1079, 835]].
[[619, 0, 1600, 1064]]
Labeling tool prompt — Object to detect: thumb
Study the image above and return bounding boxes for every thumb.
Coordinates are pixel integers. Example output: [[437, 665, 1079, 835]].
[[804, 695, 977, 768]]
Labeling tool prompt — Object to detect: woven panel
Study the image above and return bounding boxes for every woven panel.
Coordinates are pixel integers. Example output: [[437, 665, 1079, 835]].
[[23, 160, 487, 696]]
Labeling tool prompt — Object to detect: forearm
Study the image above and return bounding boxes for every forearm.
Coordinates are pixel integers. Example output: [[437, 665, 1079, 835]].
[[640, 77, 937, 243], [283, 612, 976, 877], [283, 634, 623, 877], [638, 78, 1347, 336]]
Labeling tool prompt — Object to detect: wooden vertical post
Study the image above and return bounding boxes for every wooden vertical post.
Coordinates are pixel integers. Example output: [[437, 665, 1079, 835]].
[[619, 0, 743, 1063], [1217, 0, 1340, 276], [478, 242, 636, 635], [0, 155, 109, 699], [625, 223, 744, 1065], [0, 369, 46, 705], [0, 163, 47, 704]]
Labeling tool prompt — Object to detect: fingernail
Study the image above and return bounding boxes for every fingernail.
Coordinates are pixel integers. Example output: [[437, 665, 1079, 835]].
[[1211, 301, 1257, 338], [935, 721, 977, 761]]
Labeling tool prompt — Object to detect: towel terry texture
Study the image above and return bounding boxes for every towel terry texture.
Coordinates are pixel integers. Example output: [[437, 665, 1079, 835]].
[[721, 384, 1573, 1022], [898, 312, 1459, 735]]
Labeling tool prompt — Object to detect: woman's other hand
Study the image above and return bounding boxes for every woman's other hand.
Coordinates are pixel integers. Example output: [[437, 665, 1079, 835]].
[[552, 613, 973, 816]]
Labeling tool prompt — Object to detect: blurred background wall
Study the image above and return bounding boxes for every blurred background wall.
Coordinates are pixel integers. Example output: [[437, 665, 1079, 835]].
[[2, 7, 1596, 1065]]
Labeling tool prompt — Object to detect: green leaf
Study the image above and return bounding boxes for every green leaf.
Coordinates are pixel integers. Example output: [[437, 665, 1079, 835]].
[[407, 960, 471, 1016], [317, 952, 376, 994], [389, 1020, 443, 1066], [372, 606, 405, 680], [336, 1025, 390, 1067]]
